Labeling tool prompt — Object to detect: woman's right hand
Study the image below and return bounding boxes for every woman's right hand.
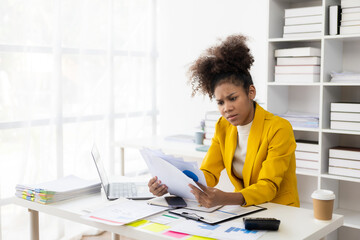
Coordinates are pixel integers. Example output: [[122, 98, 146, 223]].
[[148, 176, 168, 196]]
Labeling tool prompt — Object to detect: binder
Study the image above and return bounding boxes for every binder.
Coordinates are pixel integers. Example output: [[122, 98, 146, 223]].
[[169, 205, 266, 225]]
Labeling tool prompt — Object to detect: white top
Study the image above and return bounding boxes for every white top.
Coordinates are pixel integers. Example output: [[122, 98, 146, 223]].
[[232, 121, 253, 179]]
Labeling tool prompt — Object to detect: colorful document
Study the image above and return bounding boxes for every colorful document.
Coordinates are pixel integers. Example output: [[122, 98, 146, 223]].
[[82, 198, 167, 226], [140, 148, 204, 199]]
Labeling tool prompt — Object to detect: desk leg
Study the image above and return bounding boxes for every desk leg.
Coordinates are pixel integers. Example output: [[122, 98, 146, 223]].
[[28, 209, 39, 240], [120, 147, 125, 176], [111, 233, 120, 240]]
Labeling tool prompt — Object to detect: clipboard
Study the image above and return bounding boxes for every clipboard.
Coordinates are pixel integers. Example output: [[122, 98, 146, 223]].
[[169, 205, 266, 225], [147, 196, 222, 213]]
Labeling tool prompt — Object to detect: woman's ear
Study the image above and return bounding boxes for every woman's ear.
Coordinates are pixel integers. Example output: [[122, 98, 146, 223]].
[[248, 85, 256, 100]]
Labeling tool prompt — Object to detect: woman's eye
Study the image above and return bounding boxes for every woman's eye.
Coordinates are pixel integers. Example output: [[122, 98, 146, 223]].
[[217, 101, 224, 106], [230, 97, 237, 101]]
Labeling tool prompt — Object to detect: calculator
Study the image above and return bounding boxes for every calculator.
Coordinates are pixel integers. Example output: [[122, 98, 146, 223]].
[[243, 217, 281, 231]]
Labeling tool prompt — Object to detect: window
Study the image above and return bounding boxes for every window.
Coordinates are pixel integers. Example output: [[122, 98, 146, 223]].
[[0, 0, 157, 238]]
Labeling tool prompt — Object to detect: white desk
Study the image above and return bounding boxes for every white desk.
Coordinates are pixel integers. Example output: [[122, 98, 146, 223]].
[[13, 194, 343, 240]]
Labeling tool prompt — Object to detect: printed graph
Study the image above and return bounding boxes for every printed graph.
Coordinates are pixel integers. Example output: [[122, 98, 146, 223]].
[[225, 227, 258, 234], [198, 223, 220, 231]]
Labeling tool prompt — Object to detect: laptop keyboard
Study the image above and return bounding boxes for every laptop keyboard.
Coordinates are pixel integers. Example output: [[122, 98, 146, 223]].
[[111, 182, 138, 197]]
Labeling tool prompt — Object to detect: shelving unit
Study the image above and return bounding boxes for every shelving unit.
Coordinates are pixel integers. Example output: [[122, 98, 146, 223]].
[[267, 0, 360, 239]]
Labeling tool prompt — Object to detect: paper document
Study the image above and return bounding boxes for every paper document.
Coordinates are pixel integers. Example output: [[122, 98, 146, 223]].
[[140, 148, 205, 199], [144, 148, 207, 185], [82, 198, 167, 226]]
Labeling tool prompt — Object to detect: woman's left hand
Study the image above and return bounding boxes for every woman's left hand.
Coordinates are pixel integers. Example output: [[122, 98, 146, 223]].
[[188, 182, 226, 208]]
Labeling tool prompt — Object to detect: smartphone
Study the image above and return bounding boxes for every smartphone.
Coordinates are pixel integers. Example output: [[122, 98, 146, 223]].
[[165, 196, 187, 208]]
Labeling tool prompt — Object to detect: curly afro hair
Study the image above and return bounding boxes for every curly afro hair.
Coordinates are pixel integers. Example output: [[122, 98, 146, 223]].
[[188, 34, 254, 99]]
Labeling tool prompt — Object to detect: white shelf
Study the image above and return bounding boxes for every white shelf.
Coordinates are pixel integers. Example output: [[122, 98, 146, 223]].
[[323, 82, 360, 86], [293, 127, 320, 132], [268, 82, 360, 87], [322, 129, 360, 135], [334, 208, 360, 229], [269, 37, 322, 42], [324, 34, 360, 42], [321, 174, 360, 184], [296, 169, 319, 177], [268, 0, 360, 238], [267, 82, 321, 86]]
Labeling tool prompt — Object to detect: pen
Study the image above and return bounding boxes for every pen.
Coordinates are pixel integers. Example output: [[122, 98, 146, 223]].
[[181, 212, 204, 221]]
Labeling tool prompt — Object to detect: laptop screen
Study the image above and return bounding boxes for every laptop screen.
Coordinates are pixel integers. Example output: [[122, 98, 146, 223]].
[[91, 144, 110, 195]]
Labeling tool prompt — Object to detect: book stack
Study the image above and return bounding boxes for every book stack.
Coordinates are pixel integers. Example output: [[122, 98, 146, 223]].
[[295, 140, 320, 173], [330, 102, 360, 131], [329, 146, 360, 178], [274, 47, 321, 83], [203, 111, 221, 146], [340, 0, 360, 35], [283, 6, 323, 38], [277, 111, 319, 129], [15, 175, 101, 204]]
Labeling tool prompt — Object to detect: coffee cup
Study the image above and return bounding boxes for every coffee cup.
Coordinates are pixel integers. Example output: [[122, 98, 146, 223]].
[[311, 189, 335, 220]]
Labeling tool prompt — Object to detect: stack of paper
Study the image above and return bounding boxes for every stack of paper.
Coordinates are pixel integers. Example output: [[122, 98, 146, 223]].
[[330, 102, 360, 131], [295, 140, 320, 173], [330, 71, 360, 83], [329, 147, 360, 178], [277, 111, 319, 128], [283, 6, 322, 38], [15, 175, 101, 204], [274, 47, 321, 83]]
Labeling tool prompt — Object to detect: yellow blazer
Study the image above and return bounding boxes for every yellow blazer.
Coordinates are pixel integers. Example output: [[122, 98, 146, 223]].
[[200, 103, 300, 207]]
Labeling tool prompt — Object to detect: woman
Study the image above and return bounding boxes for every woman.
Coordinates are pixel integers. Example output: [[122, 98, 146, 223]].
[[148, 35, 300, 208]]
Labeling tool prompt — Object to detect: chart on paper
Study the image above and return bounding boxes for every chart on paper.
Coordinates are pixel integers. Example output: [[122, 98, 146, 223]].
[[170, 220, 266, 240]]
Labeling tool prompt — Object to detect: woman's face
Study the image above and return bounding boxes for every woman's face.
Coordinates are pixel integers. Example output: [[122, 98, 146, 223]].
[[214, 81, 256, 126]]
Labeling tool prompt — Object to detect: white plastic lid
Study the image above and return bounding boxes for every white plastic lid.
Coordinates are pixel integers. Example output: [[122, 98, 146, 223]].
[[311, 189, 336, 200]]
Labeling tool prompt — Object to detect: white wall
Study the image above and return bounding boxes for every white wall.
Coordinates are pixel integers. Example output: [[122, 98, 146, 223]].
[[157, 0, 269, 136]]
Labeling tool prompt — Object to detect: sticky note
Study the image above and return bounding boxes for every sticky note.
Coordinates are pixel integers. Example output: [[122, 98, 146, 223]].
[[187, 235, 216, 240], [126, 219, 149, 227], [163, 230, 189, 238], [141, 223, 170, 232]]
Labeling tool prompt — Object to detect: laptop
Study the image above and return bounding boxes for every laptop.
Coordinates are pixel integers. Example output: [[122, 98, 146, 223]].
[[91, 144, 153, 200]]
